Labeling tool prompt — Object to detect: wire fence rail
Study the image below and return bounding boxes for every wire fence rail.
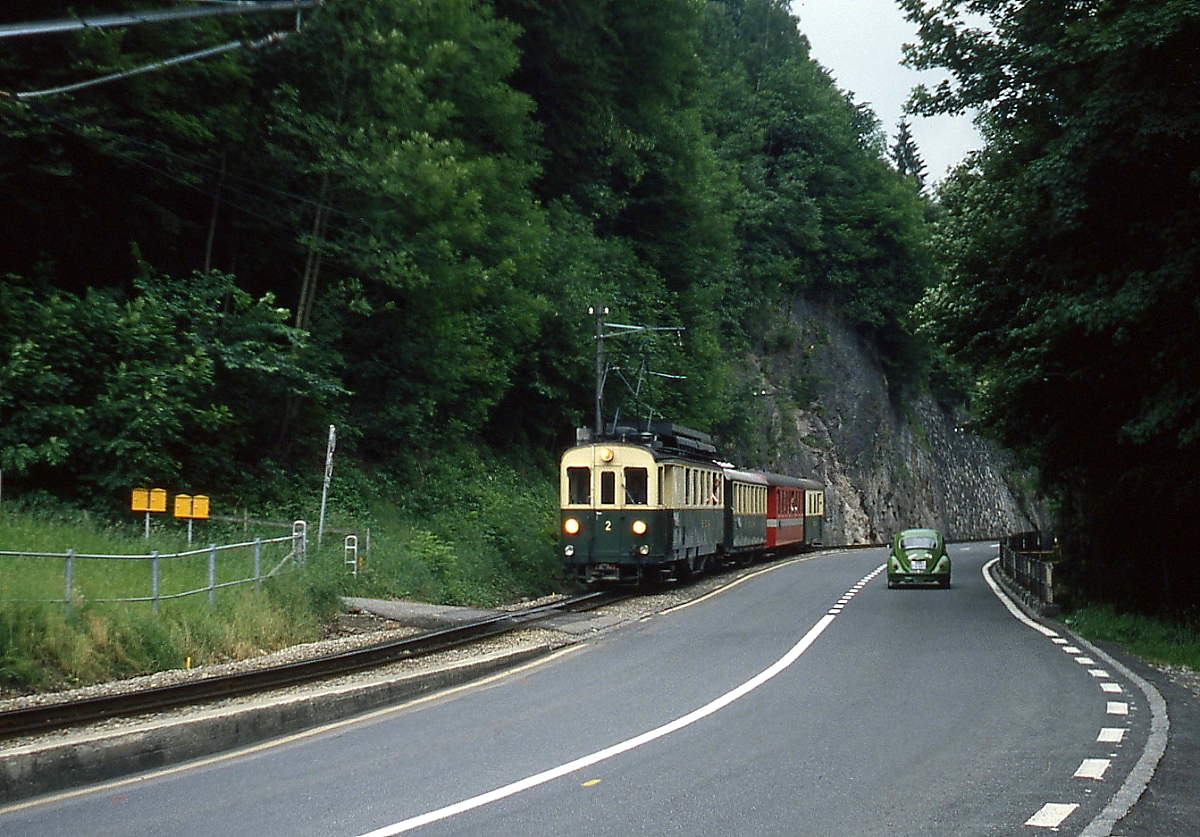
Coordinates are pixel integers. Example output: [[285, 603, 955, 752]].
[[0, 521, 308, 612]]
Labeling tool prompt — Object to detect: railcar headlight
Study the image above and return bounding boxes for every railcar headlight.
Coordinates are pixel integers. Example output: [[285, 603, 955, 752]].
[[631, 519, 647, 535], [564, 545, 575, 557], [563, 518, 580, 535], [599, 447, 615, 462], [639, 545, 650, 555]]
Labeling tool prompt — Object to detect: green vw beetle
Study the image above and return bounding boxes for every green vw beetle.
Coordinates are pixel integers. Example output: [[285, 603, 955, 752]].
[[887, 528, 951, 588]]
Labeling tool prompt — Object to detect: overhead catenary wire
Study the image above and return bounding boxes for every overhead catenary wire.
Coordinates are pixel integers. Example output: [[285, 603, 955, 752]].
[[0, 1, 322, 39], [14, 30, 292, 99], [2, 1, 323, 98]]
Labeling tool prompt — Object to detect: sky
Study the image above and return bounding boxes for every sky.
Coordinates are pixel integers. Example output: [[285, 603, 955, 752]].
[[790, 0, 981, 184]]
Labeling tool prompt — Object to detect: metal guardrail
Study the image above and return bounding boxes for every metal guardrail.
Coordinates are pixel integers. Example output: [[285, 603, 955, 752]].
[[999, 530, 1059, 606], [0, 521, 307, 611]]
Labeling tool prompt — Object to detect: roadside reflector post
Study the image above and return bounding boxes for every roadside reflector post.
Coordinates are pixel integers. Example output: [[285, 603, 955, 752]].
[[63, 549, 74, 614], [151, 550, 160, 614], [253, 537, 263, 589], [293, 520, 307, 566], [207, 543, 217, 606]]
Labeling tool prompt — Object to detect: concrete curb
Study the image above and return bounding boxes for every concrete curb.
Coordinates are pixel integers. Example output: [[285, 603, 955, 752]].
[[0, 644, 556, 805]]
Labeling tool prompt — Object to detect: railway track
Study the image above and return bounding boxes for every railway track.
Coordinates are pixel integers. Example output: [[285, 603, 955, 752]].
[[0, 590, 630, 741]]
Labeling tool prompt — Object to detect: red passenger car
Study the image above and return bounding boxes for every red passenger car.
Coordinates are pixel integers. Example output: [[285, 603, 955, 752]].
[[764, 473, 825, 550]]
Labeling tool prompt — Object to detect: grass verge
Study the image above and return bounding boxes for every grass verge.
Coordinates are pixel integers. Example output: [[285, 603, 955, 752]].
[[1065, 604, 1200, 671], [0, 447, 566, 694]]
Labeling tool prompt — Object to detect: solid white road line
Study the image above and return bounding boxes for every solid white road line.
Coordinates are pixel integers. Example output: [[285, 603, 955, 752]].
[[353, 567, 883, 837]]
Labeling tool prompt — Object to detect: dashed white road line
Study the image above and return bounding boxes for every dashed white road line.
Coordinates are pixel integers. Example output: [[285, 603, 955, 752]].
[[982, 558, 1169, 837], [1075, 758, 1112, 780], [1026, 802, 1079, 828]]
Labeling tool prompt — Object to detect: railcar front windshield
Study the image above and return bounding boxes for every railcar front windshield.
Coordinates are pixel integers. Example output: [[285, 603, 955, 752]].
[[900, 534, 938, 550], [624, 467, 648, 504], [600, 471, 616, 504], [567, 467, 590, 504]]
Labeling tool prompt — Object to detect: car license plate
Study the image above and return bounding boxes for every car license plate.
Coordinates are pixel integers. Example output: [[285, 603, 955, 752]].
[[910, 560, 927, 571]]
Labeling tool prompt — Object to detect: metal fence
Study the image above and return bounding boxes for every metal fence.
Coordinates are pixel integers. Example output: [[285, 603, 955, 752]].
[[999, 530, 1059, 606], [0, 521, 307, 612]]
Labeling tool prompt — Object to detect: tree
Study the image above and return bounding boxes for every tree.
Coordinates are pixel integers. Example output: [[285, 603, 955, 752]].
[[0, 270, 338, 507], [905, 0, 1200, 615], [890, 119, 927, 190]]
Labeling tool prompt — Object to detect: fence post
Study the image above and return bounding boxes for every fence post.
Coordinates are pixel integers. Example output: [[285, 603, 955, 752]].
[[63, 549, 74, 614], [151, 550, 160, 614], [207, 543, 217, 606], [253, 537, 262, 589]]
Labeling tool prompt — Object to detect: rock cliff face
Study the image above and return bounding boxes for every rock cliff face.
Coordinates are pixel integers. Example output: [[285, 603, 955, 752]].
[[744, 298, 1044, 546]]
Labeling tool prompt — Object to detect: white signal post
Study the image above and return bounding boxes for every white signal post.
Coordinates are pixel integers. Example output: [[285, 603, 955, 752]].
[[318, 424, 336, 546]]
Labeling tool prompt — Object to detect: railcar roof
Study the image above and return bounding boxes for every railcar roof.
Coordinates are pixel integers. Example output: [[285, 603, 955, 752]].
[[758, 471, 823, 490], [721, 467, 770, 485], [561, 441, 722, 468]]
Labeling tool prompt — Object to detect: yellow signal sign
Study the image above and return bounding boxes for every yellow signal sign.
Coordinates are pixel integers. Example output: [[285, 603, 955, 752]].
[[173, 494, 211, 520], [132, 488, 168, 513]]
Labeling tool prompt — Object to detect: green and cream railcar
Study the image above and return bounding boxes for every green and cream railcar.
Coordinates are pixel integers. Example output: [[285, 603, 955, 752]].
[[560, 441, 727, 584], [723, 468, 769, 559]]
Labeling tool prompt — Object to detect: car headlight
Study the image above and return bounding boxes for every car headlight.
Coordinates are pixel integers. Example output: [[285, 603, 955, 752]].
[[563, 518, 580, 535], [632, 519, 647, 535]]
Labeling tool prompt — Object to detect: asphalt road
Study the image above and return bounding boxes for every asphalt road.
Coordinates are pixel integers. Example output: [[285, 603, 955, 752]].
[[0, 544, 1168, 836]]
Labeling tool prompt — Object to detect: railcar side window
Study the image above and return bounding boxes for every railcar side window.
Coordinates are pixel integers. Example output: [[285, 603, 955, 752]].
[[567, 467, 590, 504], [624, 467, 648, 504], [806, 490, 824, 516], [600, 471, 616, 505]]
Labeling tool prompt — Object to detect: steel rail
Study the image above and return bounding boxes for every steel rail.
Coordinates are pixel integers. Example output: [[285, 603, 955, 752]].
[[0, 591, 626, 740]]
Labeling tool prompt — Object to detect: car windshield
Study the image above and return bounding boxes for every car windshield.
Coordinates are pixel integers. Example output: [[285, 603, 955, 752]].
[[900, 535, 938, 550]]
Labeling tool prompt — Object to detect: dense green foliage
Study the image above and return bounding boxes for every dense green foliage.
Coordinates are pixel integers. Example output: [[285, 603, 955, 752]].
[[1, 0, 933, 507], [904, 0, 1200, 616]]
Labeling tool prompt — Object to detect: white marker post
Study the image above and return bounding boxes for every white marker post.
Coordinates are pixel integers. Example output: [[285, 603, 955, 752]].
[[318, 424, 336, 547]]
